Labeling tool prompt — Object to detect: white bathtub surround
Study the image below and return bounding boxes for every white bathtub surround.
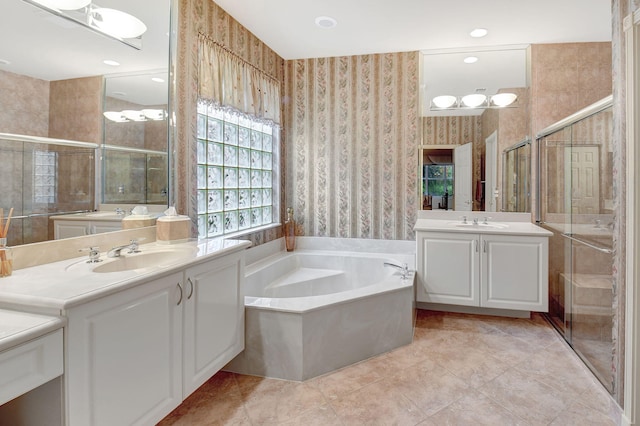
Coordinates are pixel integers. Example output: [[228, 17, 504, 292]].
[[225, 236, 415, 381]]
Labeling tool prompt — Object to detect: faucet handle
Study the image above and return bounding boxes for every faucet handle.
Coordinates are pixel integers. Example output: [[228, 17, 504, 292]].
[[460, 215, 468, 224], [128, 238, 145, 253], [483, 216, 492, 224], [79, 246, 102, 263]]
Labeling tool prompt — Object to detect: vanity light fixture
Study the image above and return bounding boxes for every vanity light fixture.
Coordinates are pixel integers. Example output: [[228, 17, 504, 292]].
[[22, 0, 146, 50], [32, 0, 91, 10], [470, 28, 488, 38], [315, 16, 337, 29], [90, 8, 147, 39], [104, 109, 168, 123], [430, 93, 518, 111], [461, 94, 487, 108]]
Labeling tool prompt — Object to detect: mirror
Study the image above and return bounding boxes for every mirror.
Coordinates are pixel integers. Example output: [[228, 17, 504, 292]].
[[0, 0, 171, 245], [420, 46, 530, 212]]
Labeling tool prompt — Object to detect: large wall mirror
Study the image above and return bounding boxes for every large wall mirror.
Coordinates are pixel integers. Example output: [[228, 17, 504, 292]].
[[420, 46, 530, 213], [0, 0, 171, 245]]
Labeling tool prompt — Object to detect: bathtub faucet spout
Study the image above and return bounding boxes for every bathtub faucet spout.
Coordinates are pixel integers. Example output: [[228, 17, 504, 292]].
[[384, 262, 409, 279]]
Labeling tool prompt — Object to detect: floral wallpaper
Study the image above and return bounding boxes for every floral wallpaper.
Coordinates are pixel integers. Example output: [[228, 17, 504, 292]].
[[284, 53, 420, 241]]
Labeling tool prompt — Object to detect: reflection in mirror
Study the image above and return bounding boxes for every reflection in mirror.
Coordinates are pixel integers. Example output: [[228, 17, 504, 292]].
[[502, 139, 531, 212], [102, 71, 168, 204], [0, 0, 171, 245], [421, 47, 529, 212]]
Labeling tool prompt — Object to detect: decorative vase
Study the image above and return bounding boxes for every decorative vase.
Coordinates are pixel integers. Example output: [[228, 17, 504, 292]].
[[284, 207, 296, 252]]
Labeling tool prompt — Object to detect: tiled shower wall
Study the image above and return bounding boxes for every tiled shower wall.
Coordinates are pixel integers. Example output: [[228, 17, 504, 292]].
[[284, 54, 420, 240]]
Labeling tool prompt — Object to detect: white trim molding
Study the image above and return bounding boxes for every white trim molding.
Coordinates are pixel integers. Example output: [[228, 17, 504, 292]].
[[624, 9, 640, 426]]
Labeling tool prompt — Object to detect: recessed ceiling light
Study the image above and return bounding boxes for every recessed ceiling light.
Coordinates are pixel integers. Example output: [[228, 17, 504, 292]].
[[464, 56, 478, 64], [103, 59, 120, 66], [470, 28, 488, 38], [315, 16, 337, 29], [151, 77, 165, 83], [0, 59, 10, 66]]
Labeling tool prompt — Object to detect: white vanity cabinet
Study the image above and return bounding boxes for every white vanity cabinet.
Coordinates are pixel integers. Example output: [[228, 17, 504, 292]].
[[182, 251, 245, 396], [54, 219, 121, 239], [65, 272, 184, 426], [416, 231, 548, 312], [64, 249, 246, 426]]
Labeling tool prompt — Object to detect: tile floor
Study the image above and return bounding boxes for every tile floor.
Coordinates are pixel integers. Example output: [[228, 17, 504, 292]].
[[158, 310, 622, 425]]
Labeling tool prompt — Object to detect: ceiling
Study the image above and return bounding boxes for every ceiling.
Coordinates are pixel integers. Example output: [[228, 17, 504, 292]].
[[214, 0, 612, 116], [0, 0, 170, 105]]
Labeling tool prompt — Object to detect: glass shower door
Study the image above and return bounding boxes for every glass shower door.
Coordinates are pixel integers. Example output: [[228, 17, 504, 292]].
[[538, 100, 614, 393]]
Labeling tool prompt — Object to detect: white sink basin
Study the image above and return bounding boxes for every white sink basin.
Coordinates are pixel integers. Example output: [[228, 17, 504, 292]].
[[66, 247, 198, 273]]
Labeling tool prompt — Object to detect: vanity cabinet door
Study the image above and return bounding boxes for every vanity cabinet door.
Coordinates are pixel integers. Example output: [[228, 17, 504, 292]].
[[480, 234, 549, 311], [182, 251, 245, 397], [91, 221, 122, 234], [65, 272, 183, 426], [416, 231, 480, 306], [54, 220, 89, 239]]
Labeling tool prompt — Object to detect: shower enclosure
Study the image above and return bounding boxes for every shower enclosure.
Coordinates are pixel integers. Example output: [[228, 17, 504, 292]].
[[502, 138, 531, 212], [537, 96, 614, 393]]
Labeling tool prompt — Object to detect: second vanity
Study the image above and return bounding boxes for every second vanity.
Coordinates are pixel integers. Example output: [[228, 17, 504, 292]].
[[0, 236, 250, 426], [414, 212, 552, 314]]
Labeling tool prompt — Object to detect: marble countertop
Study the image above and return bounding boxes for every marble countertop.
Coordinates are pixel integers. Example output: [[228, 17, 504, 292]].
[[414, 211, 552, 237], [0, 238, 251, 311], [50, 211, 163, 222], [0, 309, 65, 353]]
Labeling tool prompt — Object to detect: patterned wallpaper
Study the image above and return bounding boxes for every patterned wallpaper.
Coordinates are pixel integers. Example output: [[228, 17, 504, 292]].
[[284, 53, 420, 240]]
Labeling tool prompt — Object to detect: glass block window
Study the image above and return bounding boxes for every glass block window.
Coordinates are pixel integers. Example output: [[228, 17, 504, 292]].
[[196, 102, 278, 237], [33, 150, 57, 204]]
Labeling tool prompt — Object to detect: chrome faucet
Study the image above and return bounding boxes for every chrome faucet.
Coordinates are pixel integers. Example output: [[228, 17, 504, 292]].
[[80, 246, 102, 263], [473, 217, 479, 225], [383, 262, 409, 279], [107, 239, 142, 258]]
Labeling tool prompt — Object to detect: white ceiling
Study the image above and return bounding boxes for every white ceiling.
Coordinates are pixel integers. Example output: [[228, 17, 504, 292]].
[[0, 0, 170, 105], [214, 0, 612, 116]]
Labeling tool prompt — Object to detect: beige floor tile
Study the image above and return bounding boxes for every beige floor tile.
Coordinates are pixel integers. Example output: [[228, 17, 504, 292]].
[[309, 358, 385, 400], [240, 380, 327, 425], [329, 379, 426, 425], [386, 358, 469, 416], [278, 403, 341, 426], [435, 346, 510, 389], [159, 310, 622, 426], [515, 339, 603, 396], [158, 392, 250, 426], [425, 393, 530, 426], [549, 400, 616, 425], [480, 368, 574, 424]]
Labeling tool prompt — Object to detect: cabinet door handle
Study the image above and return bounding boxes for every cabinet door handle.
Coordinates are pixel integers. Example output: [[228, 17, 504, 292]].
[[176, 283, 183, 305], [483, 240, 487, 253], [187, 277, 194, 300], [475, 239, 479, 252]]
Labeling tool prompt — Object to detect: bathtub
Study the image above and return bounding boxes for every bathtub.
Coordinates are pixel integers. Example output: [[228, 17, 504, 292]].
[[225, 237, 415, 381]]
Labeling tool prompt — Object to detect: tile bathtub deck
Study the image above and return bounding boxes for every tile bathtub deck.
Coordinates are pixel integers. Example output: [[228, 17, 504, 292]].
[[158, 310, 621, 425]]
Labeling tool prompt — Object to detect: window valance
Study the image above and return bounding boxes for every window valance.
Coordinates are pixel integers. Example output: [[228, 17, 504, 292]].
[[198, 34, 281, 124]]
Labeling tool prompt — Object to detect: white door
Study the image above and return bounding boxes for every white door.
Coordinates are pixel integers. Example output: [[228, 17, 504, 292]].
[[564, 146, 600, 214], [454, 142, 473, 211], [480, 234, 548, 311], [416, 231, 479, 306], [485, 132, 498, 212], [183, 252, 245, 397], [66, 272, 183, 426]]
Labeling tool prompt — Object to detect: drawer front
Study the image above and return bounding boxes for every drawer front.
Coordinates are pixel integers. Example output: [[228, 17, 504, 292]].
[[0, 329, 63, 406]]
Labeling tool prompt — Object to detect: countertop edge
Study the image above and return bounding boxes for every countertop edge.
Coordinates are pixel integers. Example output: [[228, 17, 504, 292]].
[[0, 314, 66, 353]]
